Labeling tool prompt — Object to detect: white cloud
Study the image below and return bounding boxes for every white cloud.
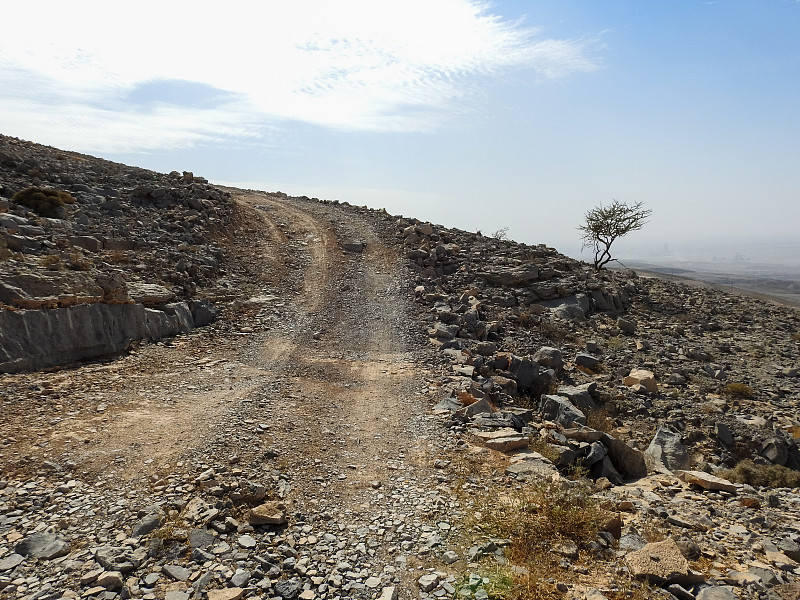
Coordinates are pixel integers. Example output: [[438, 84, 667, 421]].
[[0, 0, 599, 151]]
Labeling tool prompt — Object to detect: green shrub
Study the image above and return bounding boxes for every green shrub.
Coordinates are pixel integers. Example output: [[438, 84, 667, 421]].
[[11, 187, 76, 218]]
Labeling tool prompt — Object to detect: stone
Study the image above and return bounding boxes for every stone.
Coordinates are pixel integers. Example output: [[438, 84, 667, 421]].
[[96, 571, 124, 590], [274, 579, 302, 599], [207, 590, 244, 600], [183, 497, 219, 524], [538, 394, 586, 427], [623, 369, 657, 393], [249, 501, 288, 525], [418, 573, 439, 592], [188, 528, 216, 548], [645, 426, 690, 473], [600, 433, 648, 480], [617, 317, 637, 334], [696, 586, 737, 600], [377, 586, 398, 600], [164, 592, 191, 600], [624, 538, 691, 584], [14, 532, 70, 559], [441, 550, 459, 564], [0, 554, 24, 571], [0, 303, 197, 373], [575, 353, 600, 370], [556, 385, 596, 413], [714, 422, 735, 447], [127, 282, 176, 306], [676, 470, 737, 493], [162, 564, 191, 581], [131, 511, 164, 537], [476, 430, 530, 453], [532, 346, 563, 370]]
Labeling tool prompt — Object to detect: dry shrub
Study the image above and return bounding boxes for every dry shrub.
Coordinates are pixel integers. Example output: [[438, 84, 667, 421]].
[[12, 187, 75, 218], [480, 479, 607, 561], [39, 254, 62, 270], [719, 460, 800, 488], [722, 382, 754, 399], [458, 390, 480, 406], [586, 408, 614, 433]]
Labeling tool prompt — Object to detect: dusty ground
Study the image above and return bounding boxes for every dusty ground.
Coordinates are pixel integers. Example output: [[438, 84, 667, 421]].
[[0, 190, 438, 507]]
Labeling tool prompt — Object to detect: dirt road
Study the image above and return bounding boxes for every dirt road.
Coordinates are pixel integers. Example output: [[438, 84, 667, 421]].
[[0, 191, 454, 599]]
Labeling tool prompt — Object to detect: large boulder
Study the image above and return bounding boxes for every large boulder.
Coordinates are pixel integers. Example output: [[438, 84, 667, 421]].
[[645, 426, 690, 473], [538, 395, 586, 427]]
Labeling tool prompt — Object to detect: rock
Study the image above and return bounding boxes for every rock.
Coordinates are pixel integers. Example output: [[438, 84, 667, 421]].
[[696, 586, 737, 600], [0, 303, 199, 373], [575, 353, 600, 370], [538, 394, 586, 427], [274, 579, 302, 599], [377, 586, 398, 600], [162, 564, 192, 581], [207, 590, 245, 600], [456, 397, 494, 418], [418, 573, 440, 592], [14, 532, 70, 559], [617, 317, 636, 334], [676, 470, 737, 493], [94, 546, 140, 572], [624, 538, 691, 584], [475, 429, 530, 453], [0, 554, 24, 571], [600, 433, 648, 480], [183, 497, 219, 524], [645, 426, 690, 473], [556, 385, 597, 413], [131, 511, 164, 537], [532, 346, 563, 370], [714, 423, 735, 447], [96, 571, 124, 590], [127, 282, 176, 306], [623, 369, 657, 393], [190, 299, 219, 326], [249, 501, 288, 525], [441, 550, 459, 564]]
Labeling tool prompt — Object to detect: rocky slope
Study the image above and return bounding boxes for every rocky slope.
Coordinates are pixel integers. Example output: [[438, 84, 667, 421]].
[[1, 135, 799, 600]]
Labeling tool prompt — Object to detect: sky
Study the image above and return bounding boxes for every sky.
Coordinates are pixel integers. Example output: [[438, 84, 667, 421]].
[[1, 0, 799, 264]]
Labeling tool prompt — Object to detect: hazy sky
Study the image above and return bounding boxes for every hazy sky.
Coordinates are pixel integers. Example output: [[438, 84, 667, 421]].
[[1, 1, 798, 260]]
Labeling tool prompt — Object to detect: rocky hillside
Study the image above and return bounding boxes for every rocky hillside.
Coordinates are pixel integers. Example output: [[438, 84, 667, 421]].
[[1, 135, 799, 600], [0, 134, 236, 371]]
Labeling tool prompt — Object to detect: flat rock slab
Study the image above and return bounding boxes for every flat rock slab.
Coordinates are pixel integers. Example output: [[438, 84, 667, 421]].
[[676, 470, 737, 493], [625, 538, 691, 584], [15, 532, 70, 559], [0, 553, 24, 571], [207, 590, 244, 600]]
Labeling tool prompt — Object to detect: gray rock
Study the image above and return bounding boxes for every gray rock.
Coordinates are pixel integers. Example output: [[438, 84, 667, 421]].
[[94, 546, 139, 573], [617, 317, 636, 334], [696, 586, 737, 600], [714, 422, 734, 447], [14, 532, 70, 559], [131, 511, 164, 537], [645, 426, 690, 473], [0, 303, 199, 373], [188, 528, 216, 548], [601, 433, 647, 480], [556, 385, 596, 413], [538, 394, 586, 427], [0, 553, 24, 571], [575, 353, 600, 370], [274, 578, 302, 599], [532, 346, 563, 370], [162, 564, 191, 581]]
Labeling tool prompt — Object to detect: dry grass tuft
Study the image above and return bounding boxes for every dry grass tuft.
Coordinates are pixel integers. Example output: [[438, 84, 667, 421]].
[[721, 382, 754, 399], [719, 459, 800, 488]]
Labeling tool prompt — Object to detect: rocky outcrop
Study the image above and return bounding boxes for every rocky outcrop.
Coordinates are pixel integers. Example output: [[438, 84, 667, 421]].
[[0, 301, 203, 373], [0, 134, 227, 372]]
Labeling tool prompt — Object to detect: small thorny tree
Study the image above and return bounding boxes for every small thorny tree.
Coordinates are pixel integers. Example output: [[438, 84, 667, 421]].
[[579, 199, 652, 270]]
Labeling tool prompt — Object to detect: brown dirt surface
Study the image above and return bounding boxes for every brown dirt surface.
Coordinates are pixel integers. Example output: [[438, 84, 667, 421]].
[[0, 191, 437, 504]]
